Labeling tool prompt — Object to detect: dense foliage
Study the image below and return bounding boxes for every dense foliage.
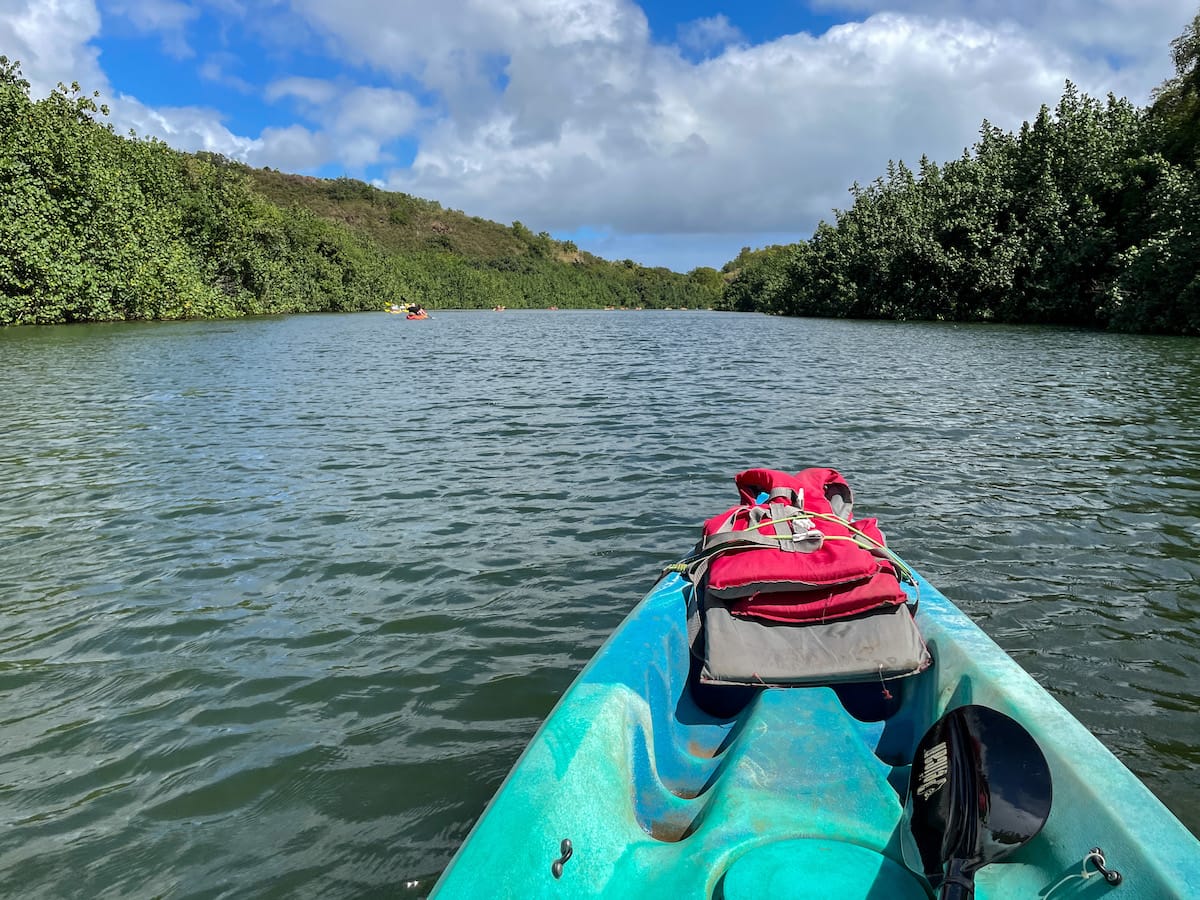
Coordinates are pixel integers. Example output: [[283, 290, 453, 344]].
[[0, 58, 720, 325], [0, 60, 402, 324], [721, 14, 1200, 335]]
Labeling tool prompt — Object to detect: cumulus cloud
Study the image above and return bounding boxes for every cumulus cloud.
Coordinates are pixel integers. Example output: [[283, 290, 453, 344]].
[[113, 95, 259, 157], [678, 14, 744, 56], [811, 0, 1194, 97], [0, 0, 107, 97], [275, 0, 1187, 250], [0, 0, 254, 159], [261, 79, 423, 169], [331, 87, 422, 141], [244, 124, 330, 171], [377, 12, 1077, 236], [265, 76, 341, 107], [105, 0, 198, 59], [199, 53, 255, 93]]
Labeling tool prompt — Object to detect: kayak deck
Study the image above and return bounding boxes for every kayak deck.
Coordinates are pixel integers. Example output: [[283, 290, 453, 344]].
[[432, 569, 1199, 898]]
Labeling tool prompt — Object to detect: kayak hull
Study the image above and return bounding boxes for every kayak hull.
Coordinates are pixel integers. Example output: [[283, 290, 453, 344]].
[[431, 567, 1199, 898]]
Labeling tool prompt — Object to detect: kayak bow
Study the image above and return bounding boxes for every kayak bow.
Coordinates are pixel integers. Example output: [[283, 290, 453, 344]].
[[431, 562, 1199, 899]]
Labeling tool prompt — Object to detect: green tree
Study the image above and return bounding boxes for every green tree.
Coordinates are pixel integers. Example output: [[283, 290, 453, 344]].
[[1150, 12, 1200, 166]]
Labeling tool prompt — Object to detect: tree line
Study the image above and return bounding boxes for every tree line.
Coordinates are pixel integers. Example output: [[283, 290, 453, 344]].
[[721, 14, 1200, 335]]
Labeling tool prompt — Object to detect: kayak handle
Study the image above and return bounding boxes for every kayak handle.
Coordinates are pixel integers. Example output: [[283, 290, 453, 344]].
[[1086, 847, 1122, 886], [551, 838, 573, 879]]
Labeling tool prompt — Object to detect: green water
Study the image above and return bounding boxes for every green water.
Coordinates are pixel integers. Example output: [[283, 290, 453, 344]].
[[1, 310, 1197, 897]]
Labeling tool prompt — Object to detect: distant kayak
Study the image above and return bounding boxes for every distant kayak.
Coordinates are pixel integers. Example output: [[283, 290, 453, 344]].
[[431, 468, 1200, 898], [387, 303, 428, 318], [386, 305, 429, 318]]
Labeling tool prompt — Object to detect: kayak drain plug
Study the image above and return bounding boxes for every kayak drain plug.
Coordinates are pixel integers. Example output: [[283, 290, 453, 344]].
[[1085, 847, 1122, 886], [551, 839, 573, 879]]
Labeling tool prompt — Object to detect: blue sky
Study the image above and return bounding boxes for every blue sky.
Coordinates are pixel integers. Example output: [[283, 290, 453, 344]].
[[1, 1, 1194, 271]]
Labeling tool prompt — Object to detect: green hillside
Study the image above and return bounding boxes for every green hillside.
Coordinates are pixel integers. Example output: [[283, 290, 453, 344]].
[[248, 168, 541, 260]]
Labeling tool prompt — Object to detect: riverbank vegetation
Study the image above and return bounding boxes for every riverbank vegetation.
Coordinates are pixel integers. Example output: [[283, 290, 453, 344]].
[[722, 14, 1200, 335], [1, 15, 1197, 333], [0, 56, 720, 326]]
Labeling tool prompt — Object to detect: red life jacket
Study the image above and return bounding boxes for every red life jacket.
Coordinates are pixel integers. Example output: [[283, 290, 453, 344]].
[[700, 467, 908, 623]]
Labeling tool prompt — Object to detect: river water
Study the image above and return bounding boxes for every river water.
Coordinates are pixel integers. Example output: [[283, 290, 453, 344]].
[[1, 310, 1197, 897]]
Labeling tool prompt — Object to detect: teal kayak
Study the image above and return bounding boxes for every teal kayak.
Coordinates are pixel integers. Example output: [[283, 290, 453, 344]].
[[431, 563, 1200, 898]]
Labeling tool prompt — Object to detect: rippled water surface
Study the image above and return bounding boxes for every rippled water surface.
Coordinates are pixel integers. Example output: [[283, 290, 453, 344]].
[[2, 310, 1197, 897]]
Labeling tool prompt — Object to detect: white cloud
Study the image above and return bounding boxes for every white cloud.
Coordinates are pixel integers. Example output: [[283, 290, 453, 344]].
[[678, 14, 744, 55], [0, 0, 107, 98], [265, 76, 339, 107], [245, 124, 330, 171], [290, 0, 652, 126], [273, 0, 1187, 258], [0, 0, 254, 159], [105, 0, 198, 58], [810, 0, 1195, 97], [378, 12, 1083, 238], [199, 53, 254, 93], [261, 79, 423, 169], [112, 95, 258, 157], [332, 87, 422, 141]]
